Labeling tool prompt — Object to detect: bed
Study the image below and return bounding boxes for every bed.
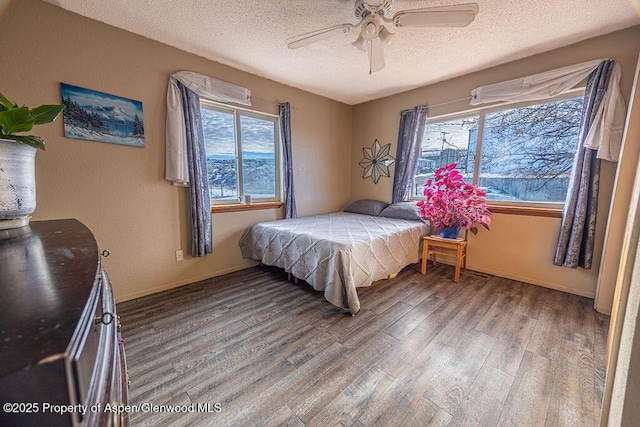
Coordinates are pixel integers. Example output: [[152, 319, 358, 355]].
[[239, 202, 430, 314]]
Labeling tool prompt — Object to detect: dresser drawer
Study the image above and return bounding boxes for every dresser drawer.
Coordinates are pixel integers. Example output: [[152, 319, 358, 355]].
[[83, 270, 128, 427], [68, 275, 103, 411]]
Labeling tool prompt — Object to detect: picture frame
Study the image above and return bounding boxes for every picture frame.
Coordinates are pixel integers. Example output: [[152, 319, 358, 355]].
[[60, 83, 145, 147]]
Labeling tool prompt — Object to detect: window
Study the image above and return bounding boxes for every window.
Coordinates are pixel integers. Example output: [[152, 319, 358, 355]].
[[413, 93, 584, 206], [200, 101, 281, 204], [414, 115, 478, 198]]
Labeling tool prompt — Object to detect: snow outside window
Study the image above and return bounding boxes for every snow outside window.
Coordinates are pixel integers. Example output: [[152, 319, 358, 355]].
[[413, 93, 585, 206], [200, 101, 281, 204]]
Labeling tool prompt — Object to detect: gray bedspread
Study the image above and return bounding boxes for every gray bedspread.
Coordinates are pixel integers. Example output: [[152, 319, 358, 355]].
[[239, 212, 429, 314]]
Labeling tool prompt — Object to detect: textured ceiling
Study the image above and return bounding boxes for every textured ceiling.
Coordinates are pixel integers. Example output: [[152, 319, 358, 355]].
[[42, 0, 640, 105]]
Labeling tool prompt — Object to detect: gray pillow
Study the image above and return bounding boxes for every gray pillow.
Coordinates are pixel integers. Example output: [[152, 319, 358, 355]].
[[379, 203, 423, 221], [343, 199, 390, 216]]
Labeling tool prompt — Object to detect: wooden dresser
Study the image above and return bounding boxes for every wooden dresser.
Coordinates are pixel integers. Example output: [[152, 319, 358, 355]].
[[0, 219, 128, 426]]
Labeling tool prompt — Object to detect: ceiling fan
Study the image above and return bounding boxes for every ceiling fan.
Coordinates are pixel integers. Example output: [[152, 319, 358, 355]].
[[286, 0, 479, 74]]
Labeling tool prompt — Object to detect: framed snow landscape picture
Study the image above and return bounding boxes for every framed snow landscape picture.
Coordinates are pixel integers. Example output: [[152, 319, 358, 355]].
[[60, 83, 145, 147]]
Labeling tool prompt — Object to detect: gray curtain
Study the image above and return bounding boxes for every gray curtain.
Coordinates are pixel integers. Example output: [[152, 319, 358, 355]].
[[392, 105, 428, 203], [178, 81, 213, 257], [554, 60, 615, 268], [279, 102, 297, 218]]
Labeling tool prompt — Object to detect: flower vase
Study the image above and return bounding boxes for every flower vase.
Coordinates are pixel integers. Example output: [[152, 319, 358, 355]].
[[439, 226, 460, 239]]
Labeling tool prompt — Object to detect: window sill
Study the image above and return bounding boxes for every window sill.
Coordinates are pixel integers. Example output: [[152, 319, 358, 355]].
[[211, 201, 284, 214], [411, 199, 563, 218], [488, 205, 563, 218]]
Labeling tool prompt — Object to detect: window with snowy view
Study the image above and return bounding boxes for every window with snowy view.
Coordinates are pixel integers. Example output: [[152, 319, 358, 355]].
[[413, 93, 584, 206], [200, 103, 280, 204]]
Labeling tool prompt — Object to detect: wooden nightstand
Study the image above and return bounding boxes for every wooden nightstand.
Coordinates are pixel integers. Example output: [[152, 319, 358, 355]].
[[421, 235, 467, 282]]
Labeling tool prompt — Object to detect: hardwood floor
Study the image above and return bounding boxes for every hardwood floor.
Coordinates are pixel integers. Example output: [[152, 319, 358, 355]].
[[117, 263, 608, 426]]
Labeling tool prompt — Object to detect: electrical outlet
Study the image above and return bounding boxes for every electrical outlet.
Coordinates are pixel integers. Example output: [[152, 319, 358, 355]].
[[176, 250, 184, 261]]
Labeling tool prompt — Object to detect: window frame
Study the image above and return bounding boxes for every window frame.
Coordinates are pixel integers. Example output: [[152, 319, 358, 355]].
[[412, 89, 586, 210], [200, 99, 283, 206]]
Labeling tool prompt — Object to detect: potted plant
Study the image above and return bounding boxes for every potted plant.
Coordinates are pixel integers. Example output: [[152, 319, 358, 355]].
[[0, 91, 64, 229], [416, 163, 491, 238]]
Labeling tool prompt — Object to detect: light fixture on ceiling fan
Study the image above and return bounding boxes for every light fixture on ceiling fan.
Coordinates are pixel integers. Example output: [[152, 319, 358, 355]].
[[286, 0, 479, 74]]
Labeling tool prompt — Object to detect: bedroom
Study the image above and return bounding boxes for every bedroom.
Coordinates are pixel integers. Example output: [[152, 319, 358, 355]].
[[1, 0, 639, 425]]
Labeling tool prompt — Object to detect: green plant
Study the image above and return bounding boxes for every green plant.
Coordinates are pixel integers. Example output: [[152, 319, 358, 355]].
[[0, 91, 64, 150]]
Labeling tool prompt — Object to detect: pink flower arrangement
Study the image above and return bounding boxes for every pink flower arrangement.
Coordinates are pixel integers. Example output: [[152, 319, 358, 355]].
[[416, 164, 491, 235]]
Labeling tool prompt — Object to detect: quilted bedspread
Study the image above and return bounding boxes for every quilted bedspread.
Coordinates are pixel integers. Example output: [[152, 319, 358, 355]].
[[239, 212, 429, 314]]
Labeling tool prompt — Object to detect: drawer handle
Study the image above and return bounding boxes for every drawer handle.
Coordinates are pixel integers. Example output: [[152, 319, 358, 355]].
[[95, 312, 115, 325], [101, 249, 111, 257]]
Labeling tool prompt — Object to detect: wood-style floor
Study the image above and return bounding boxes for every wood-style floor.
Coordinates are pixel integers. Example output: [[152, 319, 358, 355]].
[[117, 263, 609, 426]]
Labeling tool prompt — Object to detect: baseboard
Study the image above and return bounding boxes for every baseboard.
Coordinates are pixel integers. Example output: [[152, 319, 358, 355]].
[[424, 253, 595, 298], [115, 261, 260, 303], [119, 259, 595, 303], [594, 303, 612, 315], [467, 264, 596, 298]]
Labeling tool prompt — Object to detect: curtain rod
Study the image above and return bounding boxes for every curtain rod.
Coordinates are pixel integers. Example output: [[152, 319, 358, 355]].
[[428, 96, 472, 108], [201, 96, 298, 117], [411, 85, 585, 119], [398, 96, 472, 115], [201, 98, 279, 118], [251, 95, 298, 110]]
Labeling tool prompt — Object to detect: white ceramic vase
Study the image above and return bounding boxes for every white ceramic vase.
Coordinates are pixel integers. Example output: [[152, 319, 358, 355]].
[[0, 138, 37, 229]]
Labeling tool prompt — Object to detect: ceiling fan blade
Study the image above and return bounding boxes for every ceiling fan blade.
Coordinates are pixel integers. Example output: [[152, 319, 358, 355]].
[[392, 3, 479, 28], [287, 23, 356, 49], [367, 37, 385, 74]]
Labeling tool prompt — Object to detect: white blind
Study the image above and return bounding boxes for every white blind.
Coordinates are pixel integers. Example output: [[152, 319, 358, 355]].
[[470, 59, 626, 162], [166, 72, 251, 186]]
